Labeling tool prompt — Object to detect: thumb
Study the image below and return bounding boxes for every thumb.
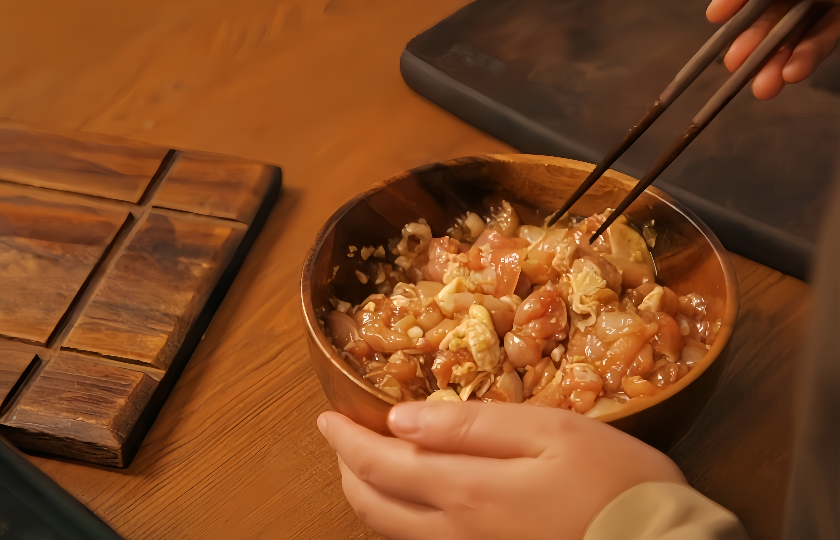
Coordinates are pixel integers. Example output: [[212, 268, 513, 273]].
[[387, 400, 570, 459]]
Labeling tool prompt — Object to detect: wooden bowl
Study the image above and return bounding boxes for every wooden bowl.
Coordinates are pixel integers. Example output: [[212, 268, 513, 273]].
[[301, 154, 739, 451]]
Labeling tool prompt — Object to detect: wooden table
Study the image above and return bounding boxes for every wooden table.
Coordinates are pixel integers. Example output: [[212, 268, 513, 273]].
[[0, 1, 809, 539]]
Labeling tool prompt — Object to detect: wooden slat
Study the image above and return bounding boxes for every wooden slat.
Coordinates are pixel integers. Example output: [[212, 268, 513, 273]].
[[0, 184, 128, 344], [0, 120, 169, 202], [153, 151, 278, 224], [63, 210, 244, 370], [0, 349, 37, 406], [1, 353, 158, 467]]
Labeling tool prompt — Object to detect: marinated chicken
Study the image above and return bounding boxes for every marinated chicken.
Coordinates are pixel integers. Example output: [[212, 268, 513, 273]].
[[325, 203, 719, 416]]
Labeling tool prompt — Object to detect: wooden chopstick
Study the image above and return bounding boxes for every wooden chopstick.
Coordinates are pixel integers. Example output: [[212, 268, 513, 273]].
[[588, 0, 824, 243]]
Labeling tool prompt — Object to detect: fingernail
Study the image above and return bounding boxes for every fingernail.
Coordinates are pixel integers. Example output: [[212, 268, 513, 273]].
[[317, 413, 328, 435], [388, 403, 422, 434]]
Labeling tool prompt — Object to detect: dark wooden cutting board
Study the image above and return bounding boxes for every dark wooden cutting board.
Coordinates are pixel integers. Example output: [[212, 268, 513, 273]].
[[0, 119, 281, 467], [401, 0, 840, 280]]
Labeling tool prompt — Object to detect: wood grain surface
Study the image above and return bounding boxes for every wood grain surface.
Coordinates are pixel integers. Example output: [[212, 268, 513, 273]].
[[671, 260, 809, 540], [0, 120, 169, 202], [0, 139, 276, 466], [154, 152, 280, 224], [0, 183, 128, 344], [1, 353, 158, 467], [64, 211, 245, 370], [0, 0, 813, 539]]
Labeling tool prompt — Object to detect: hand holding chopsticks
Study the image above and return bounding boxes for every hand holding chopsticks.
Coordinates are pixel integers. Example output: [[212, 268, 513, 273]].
[[548, 0, 840, 244], [709, 0, 840, 99]]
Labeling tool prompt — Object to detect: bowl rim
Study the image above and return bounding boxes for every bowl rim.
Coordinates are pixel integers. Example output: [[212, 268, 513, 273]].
[[300, 153, 740, 422]]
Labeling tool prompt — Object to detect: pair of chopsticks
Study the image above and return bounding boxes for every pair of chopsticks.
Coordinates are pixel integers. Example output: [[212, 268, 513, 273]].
[[548, 0, 834, 242]]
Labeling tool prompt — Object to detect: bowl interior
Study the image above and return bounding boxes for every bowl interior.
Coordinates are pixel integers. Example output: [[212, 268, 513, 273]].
[[302, 154, 738, 422]]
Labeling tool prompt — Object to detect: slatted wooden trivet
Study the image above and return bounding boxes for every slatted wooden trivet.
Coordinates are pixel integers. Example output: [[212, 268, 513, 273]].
[[0, 120, 281, 467]]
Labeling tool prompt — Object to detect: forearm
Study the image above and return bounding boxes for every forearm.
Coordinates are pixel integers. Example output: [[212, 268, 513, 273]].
[[584, 482, 749, 540]]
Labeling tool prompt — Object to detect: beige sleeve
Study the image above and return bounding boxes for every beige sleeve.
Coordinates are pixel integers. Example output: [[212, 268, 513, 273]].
[[583, 482, 750, 540]]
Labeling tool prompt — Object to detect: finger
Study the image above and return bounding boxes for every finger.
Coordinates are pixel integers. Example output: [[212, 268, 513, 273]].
[[725, 1, 792, 72], [707, 0, 749, 24], [752, 46, 792, 99], [320, 411, 510, 508], [783, 7, 840, 83], [338, 456, 447, 540], [388, 400, 574, 458]]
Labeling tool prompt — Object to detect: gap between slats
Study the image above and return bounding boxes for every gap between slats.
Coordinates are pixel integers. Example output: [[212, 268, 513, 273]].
[[0, 152, 179, 421], [44, 149, 181, 351]]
